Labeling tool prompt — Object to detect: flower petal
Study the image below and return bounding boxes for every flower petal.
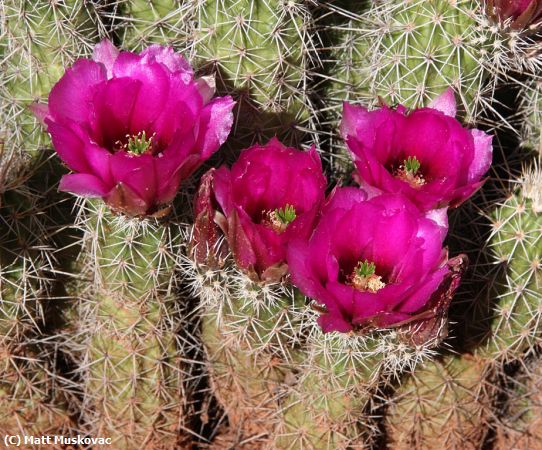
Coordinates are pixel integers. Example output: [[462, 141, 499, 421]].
[[112, 52, 171, 133], [468, 129, 493, 183], [45, 121, 90, 173], [195, 96, 236, 159], [340, 102, 370, 139], [428, 87, 457, 117], [59, 173, 108, 197], [92, 39, 120, 78], [48, 59, 106, 123], [140, 45, 193, 78]]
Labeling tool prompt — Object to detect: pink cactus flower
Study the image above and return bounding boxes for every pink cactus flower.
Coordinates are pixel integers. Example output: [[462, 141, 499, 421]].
[[341, 89, 493, 212], [192, 138, 327, 281], [486, 0, 542, 29], [287, 187, 465, 335], [33, 39, 235, 216]]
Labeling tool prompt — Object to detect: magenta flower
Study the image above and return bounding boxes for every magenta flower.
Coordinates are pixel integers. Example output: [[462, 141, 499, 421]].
[[33, 39, 235, 216], [486, 0, 542, 29], [341, 89, 492, 212], [193, 138, 327, 281], [287, 187, 463, 334]]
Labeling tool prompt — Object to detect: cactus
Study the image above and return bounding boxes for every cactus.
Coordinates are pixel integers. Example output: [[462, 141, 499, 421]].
[[520, 79, 542, 154], [0, 177, 74, 438], [183, 248, 442, 448], [74, 200, 191, 449], [193, 0, 318, 149], [112, 0, 194, 50], [494, 356, 542, 449], [275, 332, 386, 449], [3, 0, 542, 447], [385, 353, 496, 450], [183, 253, 306, 447], [481, 166, 542, 362], [336, 0, 542, 129], [0, 2, 103, 439], [314, 1, 372, 176], [1, 0, 101, 181], [358, 0, 487, 121]]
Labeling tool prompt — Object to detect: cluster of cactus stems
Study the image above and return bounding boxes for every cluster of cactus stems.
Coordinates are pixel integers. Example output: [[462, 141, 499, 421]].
[[1, 1, 542, 449]]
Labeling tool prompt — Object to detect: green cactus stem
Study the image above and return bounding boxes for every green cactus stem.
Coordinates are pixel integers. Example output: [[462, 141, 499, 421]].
[[76, 200, 191, 449]]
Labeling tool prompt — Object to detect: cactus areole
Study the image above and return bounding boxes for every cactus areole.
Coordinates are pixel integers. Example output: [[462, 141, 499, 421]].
[[32, 39, 235, 217], [341, 89, 493, 212]]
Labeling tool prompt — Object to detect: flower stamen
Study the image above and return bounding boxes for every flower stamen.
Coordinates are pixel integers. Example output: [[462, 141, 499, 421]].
[[116, 131, 156, 155], [395, 156, 426, 188], [349, 259, 386, 293], [265, 204, 296, 233]]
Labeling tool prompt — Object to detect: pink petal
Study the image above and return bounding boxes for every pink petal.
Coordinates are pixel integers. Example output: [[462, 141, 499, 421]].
[[84, 143, 113, 186], [92, 39, 120, 78], [195, 96, 235, 159], [46, 121, 90, 173], [29, 103, 49, 125], [91, 78, 141, 148], [340, 102, 370, 139], [424, 207, 449, 241], [59, 173, 109, 197], [428, 87, 457, 117], [121, 164, 158, 207], [397, 267, 449, 313], [112, 52, 171, 133], [151, 79, 202, 145], [140, 45, 193, 79], [317, 314, 353, 333], [196, 75, 217, 104], [48, 59, 106, 123], [468, 129, 493, 183], [228, 209, 258, 271], [212, 166, 233, 216]]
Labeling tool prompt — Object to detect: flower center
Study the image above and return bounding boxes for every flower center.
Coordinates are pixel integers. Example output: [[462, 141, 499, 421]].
[[264, 204, 296, 233], [115, 131, 156, 156], [348, 259, 386, 293], [395, 156, 426, 188]]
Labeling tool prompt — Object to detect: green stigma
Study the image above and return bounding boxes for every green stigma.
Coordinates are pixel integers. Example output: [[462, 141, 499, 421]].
[[125, 131, 154, 155], [404, 156, 421, 175], [275, 204, 297, 225], [355, 259, 376, 277]]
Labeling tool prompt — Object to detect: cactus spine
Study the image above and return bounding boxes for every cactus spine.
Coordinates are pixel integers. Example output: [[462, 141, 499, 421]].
[[0, 179, 74, 437], [315, 1, 372, 176], [360, 0, 487, 120]]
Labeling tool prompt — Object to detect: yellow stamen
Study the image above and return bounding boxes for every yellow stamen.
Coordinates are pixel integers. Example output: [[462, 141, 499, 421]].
[[395, 165, 426, 188], [264, 204, 296, 233], [349, 260, 386, 293]]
